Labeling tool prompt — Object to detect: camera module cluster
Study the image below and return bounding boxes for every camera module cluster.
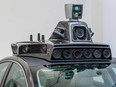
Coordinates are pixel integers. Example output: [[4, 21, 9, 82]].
[[11, 4, 112, 62]]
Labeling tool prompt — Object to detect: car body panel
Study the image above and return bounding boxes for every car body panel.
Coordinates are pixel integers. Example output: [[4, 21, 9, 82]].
[[0, 56, 116, 87]]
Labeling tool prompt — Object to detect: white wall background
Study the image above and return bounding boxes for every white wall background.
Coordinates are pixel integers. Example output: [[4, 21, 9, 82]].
[[0, 0, 105, 59], [103, 0, 116, 58]]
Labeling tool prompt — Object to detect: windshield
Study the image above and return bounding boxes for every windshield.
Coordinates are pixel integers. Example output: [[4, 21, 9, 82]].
[[30, 63, 116, 87]]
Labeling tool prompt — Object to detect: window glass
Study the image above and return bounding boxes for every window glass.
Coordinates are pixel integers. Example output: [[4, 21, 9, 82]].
[[30, 63, 116, 87], [93, 76, 104, 83], [0, 62, 10, 84], [37, 68, 107, 87], [5, 63, 27, 87], [112, 67, 116, 74]]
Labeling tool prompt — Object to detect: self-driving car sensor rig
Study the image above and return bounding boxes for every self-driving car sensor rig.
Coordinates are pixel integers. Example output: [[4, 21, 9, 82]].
[[11, 4, 112, 63]]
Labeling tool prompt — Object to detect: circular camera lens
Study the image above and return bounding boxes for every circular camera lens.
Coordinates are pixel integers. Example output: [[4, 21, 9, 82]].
[[73, 50, 82, 58], [63, 49, 72, 59], [93, 49, 101, 58], [75, 28, 84, 39], [84, 49, 92, 58], [74, 12, 78, 17], [22, 45, 29, 53], [52, 50, 61, 59], [40, 45, 47, 53], [103, 49, 111, 58]]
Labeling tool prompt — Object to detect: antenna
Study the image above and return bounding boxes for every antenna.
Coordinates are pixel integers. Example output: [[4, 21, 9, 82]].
[[42, 35, 45, 42], [30, 35, 33, 41], [37, 33, 40, 42]]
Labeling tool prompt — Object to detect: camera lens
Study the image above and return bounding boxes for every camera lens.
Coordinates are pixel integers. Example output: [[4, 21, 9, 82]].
[[73, 26, 86, 41], [22, 45, 29, 53], [52, 49, 61, 59], [40, 45, 47, 53], [75, 28, 84, 39], [73, 50, 82, 58], [74, 12, 78, 17], [63, 49, 72, 59], [84, 49, 92, 58], [103, 49, 111, 58], [93, 49, 101, 58]]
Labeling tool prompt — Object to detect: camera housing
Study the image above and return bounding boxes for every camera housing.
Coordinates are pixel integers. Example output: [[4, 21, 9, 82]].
[[65, 4, 83, 19], [50, 21, 93, 42]]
